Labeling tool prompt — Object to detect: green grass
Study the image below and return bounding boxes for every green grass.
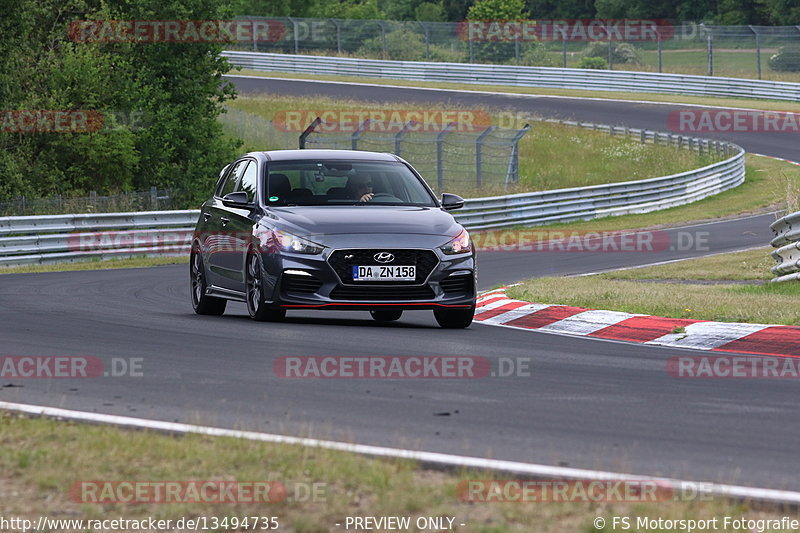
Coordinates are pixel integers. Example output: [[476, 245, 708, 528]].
[[507, 248, 800, 325], [0, 256, 187, 275], [1, 413, 797, 531], [222, 94, 719, 197]]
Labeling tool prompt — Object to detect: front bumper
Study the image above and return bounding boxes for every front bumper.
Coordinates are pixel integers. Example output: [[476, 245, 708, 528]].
[[262, 243, 476, 311]]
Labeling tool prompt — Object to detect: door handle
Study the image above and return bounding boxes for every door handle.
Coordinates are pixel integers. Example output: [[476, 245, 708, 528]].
[[202, 212, 212, 221], [220, 217, 230, 226]]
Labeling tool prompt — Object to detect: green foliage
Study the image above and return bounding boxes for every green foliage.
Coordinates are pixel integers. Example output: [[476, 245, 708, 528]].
[[578, 56, 608, 69], [582, 41, 641, 65], [769, 45, 800, 72], [415, 2, 446, 21], [0, 0, 240, 205], [467, 0, 527, 20], [319, 0, 385, 19]]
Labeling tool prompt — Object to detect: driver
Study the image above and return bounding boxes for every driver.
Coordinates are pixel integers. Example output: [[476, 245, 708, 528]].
[[346, 174, 374, 202]]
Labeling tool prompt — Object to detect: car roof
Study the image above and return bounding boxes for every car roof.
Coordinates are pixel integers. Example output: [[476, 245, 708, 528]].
[[252, 149, 400, 162]]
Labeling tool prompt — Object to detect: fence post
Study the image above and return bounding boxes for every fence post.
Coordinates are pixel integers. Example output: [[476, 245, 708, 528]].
[[288, 17, 299, 54], [331, 19, 342, 54], [607, 32, 613, 70], [299, 116, 322, 149], [657, 27, 662, 73], [475, 125, 496, 188], [379, 21, 388, 59], [469, 38, 474, 62], [436, 122, 457, 191], [515, 39, 520, 64], [418, 21, 430, 60], [562, 36, 567, 67], [150, 186, 157, 210], [701, 24, 713, 76], [507, 124, 531, 185], [351, 119, 371, 150], [750, 25, 761, 80], [394, 121, 416, 157]]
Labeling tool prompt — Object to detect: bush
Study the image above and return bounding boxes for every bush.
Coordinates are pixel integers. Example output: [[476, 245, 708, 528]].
[[581, 41, 642, 65], [769, 45, 800, 72], [578, 56, 608, 69], [519, 42, 556, 67]]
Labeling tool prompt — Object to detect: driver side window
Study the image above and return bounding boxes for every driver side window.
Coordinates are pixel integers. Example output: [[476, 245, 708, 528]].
[[217, 160, 245, 198]]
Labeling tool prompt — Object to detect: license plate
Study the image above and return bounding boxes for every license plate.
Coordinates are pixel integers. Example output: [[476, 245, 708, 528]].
[[352, 265, 416, 281]]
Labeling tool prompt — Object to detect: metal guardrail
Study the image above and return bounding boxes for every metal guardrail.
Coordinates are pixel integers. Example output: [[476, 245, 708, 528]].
[[0, 211, 198, 267], [770, 211, 800, 282], [0, 125, 745, 266], [222, 51, 800, 102]]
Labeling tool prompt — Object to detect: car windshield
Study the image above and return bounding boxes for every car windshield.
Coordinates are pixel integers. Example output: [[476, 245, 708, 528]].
[[264, 160, 437, 207]]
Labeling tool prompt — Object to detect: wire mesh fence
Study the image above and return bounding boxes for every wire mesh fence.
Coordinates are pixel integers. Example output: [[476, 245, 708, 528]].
[[301, 118, 531, 193], [227, 17, 800, 81], [0, 188, 179, 217]]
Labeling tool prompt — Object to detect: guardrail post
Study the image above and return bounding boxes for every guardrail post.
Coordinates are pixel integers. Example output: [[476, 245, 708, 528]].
[[475, 125, 497, 188], [352, 119, 371, 150], [436, 122, 457, 191], [640, 130, 646, 143], [299, 117, 322, 149], [394, 120, 416, 157]]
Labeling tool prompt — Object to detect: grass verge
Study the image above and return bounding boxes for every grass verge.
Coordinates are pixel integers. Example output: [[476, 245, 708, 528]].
[[232, 69, 800, 113], [0, 256, 187, 275], [222, 94, 720, 197], [507, 248, 800, 325], [1, 413, 797, 532]]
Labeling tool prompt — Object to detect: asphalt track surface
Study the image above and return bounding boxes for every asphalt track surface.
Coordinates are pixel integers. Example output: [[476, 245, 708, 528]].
[[2, 77, 797, 491]]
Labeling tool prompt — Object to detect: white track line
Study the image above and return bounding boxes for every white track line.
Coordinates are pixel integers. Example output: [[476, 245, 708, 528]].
[[3, 401, 800, 505]]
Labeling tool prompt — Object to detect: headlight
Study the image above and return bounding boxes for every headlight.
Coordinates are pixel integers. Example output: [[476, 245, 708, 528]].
[[440, 229, 472, 255], [274, 230, 324, 255]]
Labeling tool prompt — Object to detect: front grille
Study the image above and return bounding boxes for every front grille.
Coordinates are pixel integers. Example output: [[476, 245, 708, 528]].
[[327, 249, 439, 285], [440, 274, 473, 295], [282, 273, 323, 294], [330, 285, 435, 301]]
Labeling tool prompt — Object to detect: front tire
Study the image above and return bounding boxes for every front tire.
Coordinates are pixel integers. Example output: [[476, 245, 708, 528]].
[[246, 250, 285, 322], [190, 248, 226, 316], [370, 309, 402, 322], [433, 306, 474, 329]]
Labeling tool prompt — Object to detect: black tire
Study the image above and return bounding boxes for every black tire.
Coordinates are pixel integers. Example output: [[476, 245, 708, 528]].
[[433, 306, 474, 329], [370, 309, 403, 322], [246, 250, 286, 322], [190, 248, 226, 316]]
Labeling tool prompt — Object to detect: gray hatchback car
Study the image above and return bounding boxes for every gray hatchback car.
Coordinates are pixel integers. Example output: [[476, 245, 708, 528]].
[[191, 149, 476, 328]]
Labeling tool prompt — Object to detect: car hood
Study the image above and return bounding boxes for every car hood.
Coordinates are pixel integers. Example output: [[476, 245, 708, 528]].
[[267, 206, 461, 237]]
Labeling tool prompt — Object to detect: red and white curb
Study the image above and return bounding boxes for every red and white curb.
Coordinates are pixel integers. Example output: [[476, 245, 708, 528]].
[[475, 288, 800, 357]]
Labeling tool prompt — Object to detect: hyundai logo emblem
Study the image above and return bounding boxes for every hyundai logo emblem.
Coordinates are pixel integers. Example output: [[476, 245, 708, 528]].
[[374, 252, 395, 263]]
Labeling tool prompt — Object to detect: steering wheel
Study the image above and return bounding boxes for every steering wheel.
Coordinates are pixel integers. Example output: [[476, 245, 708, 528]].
[[368, 193, 403, 202]]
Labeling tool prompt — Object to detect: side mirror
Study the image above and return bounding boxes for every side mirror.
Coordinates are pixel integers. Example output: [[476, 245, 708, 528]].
[[441, 193, 465, 211], [221, 191, 252, 209]]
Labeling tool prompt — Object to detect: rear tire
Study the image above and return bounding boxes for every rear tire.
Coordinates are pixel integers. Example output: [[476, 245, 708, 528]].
[[370, 309, 403, 322], [246, 250, 286, 322], [190, 248, 226, 316], [433, 306, 474, 329]]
